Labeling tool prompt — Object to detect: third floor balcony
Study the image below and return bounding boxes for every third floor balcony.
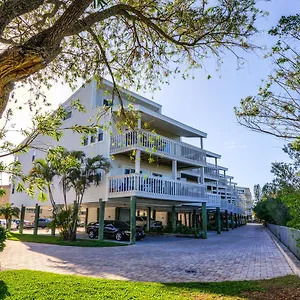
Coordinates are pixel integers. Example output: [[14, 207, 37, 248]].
[[110, 129, 206, 168]]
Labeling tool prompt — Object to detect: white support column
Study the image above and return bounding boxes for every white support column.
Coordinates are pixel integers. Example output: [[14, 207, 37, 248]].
[[135, 150, 141, 173], [135, 115, 142, 174], [172, 160, 177, 179], [201, 166, 205, 184], [200, 138, 203, 149]]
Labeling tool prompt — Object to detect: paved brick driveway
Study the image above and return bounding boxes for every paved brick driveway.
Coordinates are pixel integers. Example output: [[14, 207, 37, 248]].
[[0, 224, 293, 282]]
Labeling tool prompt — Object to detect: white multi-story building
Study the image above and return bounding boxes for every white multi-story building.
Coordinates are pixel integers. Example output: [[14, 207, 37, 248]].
[[237, 187, 253, 220], [11, 79, 248, 242]]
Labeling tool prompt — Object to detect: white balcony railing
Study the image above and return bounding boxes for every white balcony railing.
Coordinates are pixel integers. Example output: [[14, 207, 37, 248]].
[[204, 164, 219, 179], [110, 130, 206, 165], [109, 174, 207, 201], [207, 193, 221, 207], [221, 199, 229, 210]]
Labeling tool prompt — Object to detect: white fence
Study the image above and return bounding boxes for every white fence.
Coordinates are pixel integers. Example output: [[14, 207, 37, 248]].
[[267, 224, 300, 260]]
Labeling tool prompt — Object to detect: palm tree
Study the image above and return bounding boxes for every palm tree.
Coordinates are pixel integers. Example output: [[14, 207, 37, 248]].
[[58, 149, 86, 210], [65, 154, 110, 240], [29, 158, 57, 235], [0, 203, 20, 231], [69, 155, 111, 206]]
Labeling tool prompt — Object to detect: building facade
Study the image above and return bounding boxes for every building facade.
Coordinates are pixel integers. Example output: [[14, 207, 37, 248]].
[[10, 79, 249, 241]]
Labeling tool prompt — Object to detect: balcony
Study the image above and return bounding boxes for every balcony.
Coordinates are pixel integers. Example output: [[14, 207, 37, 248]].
[[109, 174, 207, 202], [204, 163, 219, 180], [207, 193, 221, 207], [110, 130, 206, 168], [220, 199, 229, 210]]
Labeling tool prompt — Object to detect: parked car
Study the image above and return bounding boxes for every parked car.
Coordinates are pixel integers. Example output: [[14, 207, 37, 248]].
[[38, 218, 52, 228], [0, 219, 6, 228], [86, 220, 145, 241], [77, 220, 85, 227], [21, 220, 34, 229], [135, 216, 162, 229]]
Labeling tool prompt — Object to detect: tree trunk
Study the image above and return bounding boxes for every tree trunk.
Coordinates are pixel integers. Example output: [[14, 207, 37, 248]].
[[0, 46, 52, 118], [48, 185, 56, 236]]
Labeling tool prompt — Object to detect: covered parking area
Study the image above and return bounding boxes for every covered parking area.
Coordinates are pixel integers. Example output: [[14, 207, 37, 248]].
[[86, 196, 209, 244]]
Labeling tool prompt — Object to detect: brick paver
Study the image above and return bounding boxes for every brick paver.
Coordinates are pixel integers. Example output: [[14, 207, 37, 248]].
[[0, 224, 293, 282]]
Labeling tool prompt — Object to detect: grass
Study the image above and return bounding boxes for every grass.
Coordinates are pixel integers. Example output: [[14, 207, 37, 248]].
[[7, 232, 126, 247], [0, 270, 299, 300]]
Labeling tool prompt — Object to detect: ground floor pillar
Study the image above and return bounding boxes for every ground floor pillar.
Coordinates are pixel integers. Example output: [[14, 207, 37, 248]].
[[19, 205, 25, 234], [202, 202, 207, 239], [98, 200, 105, 241], [147, 207, 151, 231], [234, 213, 238, 228], [152, 209, 156, 220], [33, 204, 40, 235], [85, 208, 89, 228], [172, 206, 177, 233], [216, 207, 221, 234], [230, 212, 234, 229], [224, 210, 229, 231], [130, 196, 137, 245]]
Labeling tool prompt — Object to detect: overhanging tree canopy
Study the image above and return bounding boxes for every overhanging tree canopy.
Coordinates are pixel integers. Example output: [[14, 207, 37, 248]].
[[235, 14, 300, 141], [0, 0, 263, 117]]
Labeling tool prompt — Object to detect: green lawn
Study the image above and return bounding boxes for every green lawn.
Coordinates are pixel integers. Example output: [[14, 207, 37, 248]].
[[0, 270, 299, 299], [7, 232, 126, 247]]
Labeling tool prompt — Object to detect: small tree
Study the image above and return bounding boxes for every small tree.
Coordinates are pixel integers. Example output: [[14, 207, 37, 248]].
[[0, 203, 20, 231], [29, 158, 57, 236], [58, 154, 110, 241]]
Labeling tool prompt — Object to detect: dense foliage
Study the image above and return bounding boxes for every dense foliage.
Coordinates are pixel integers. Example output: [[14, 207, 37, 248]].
[[0, 224, 7, 252], [0, 203, 20, 231], [253, 144, 300, 229]]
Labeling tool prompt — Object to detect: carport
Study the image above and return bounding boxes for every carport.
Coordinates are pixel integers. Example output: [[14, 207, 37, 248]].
[[93, 196, 208, 244]]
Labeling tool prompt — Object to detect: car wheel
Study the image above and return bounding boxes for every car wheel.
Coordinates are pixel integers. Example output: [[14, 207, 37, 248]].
[[115, 231, 123, 241], [88, 230, 96, 239]]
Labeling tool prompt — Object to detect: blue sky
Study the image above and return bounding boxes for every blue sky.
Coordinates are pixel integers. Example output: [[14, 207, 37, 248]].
[[143, 0, 298, 191], [7, 1, 297, 192]]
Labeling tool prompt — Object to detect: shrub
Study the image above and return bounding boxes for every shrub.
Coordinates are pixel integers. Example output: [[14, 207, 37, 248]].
[[0, 225, 7, 252]]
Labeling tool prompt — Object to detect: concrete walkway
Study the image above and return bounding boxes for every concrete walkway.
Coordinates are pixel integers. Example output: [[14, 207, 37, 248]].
[[0, 224, 293, 282]]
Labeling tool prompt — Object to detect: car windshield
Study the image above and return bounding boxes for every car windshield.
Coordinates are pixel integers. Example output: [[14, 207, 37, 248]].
[[112, 221, 129, 228]]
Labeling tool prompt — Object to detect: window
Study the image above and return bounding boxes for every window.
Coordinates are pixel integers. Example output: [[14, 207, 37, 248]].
[[98, 129, 104, 141], [152, 173, 162, 177], [12, 183, 15, 194], [83, 136, 88, 146], [63, 107, 72, 120], [103, 99, 113, 107], [95, 89, 102, 107], [32, 150, 36, 162], [90, 135, 96, 144], [124, 168, 135, 174]]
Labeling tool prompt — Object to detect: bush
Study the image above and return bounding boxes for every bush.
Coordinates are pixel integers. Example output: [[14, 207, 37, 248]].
[[0, 225, 7, 252]]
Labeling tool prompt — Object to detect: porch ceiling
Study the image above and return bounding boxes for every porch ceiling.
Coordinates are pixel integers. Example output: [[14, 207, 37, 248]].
[[114, 151, 204, 169]]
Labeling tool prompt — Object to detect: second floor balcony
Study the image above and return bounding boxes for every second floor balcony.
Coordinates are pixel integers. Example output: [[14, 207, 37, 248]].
[[109, 173, 207, 202], [110, 129, 206, 168]]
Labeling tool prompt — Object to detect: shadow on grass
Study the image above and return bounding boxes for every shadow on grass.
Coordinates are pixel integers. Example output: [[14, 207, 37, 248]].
[[163, 275, 300, 299], [163, 280, 264, 298], [0, 280, 9, 299]]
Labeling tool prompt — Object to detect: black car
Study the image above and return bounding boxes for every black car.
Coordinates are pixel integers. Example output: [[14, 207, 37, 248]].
[[86, 220, 145, 241]]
